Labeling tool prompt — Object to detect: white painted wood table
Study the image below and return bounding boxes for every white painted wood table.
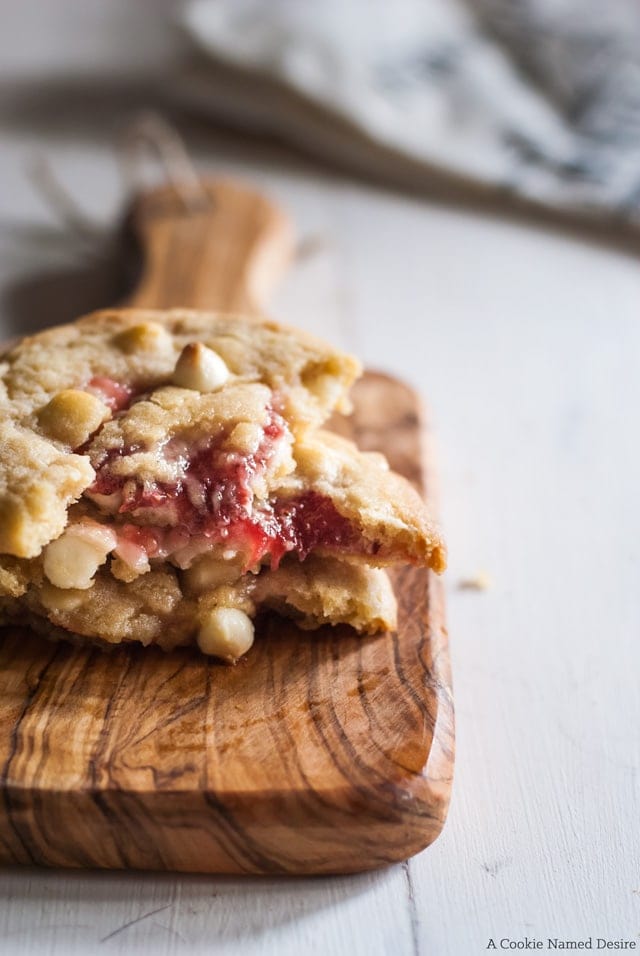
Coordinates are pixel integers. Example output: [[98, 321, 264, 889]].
[[1, 16, 640, 954]]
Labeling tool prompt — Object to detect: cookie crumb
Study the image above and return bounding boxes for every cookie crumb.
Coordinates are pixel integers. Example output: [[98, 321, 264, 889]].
[[458, 571, 492, 591]]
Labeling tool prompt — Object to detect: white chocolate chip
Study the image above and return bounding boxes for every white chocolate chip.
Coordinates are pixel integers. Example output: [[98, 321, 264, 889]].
[[184, 554, 244, 593], [113, 535, 150, 577], [114, 322, 173, 355], [43, 522, 117, 590], [38, 389, 110, 448], [39, 581, 87, 613], [110, 557, 142, 584], [172, 343, 229, 393], [197, 607, 255, 662]]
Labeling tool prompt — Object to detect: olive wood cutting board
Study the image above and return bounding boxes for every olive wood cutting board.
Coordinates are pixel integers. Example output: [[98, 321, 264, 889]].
[[0, 179, 454, 875]]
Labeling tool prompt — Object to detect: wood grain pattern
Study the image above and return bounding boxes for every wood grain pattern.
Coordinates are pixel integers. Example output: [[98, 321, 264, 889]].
[[0, 178, 454, 875], [124, 179, 294, 314]]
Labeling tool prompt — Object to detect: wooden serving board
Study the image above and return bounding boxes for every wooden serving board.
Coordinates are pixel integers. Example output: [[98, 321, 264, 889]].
[[0, 179, 454, 875]]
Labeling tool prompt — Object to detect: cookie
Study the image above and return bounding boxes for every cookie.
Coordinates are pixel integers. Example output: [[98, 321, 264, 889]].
[[0, 308, 445, 661]]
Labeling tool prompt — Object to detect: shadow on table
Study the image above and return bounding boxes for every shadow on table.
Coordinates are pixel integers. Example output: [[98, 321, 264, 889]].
[[0, 213, 141, 338], [0, 252, 128, 339]]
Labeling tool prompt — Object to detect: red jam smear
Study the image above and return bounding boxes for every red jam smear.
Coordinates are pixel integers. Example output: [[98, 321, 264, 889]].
[[88, 407, 364, 569], [246, 492, 360, 567], [114, 492, 359, 570], [87, 376, 134, 412], [91, 411, 286, 521]]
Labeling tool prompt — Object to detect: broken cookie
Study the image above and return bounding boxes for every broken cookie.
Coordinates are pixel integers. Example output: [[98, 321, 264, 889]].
[[0, 308, 445, 661]]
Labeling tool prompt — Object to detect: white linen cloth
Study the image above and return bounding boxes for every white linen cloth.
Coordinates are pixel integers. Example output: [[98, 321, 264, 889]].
[[179, 0, 640, 228]]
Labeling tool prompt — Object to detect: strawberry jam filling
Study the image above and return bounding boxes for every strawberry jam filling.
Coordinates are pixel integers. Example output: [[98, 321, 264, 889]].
[[87, 376, 135, 412], [87, 408, 365, 570], [113, 491, 360, 571], [257, 492, 362, 565], [89, 409, 287, 520]]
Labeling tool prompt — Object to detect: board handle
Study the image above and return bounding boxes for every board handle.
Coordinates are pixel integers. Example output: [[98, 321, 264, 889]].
[[123, 178, 294, 313]]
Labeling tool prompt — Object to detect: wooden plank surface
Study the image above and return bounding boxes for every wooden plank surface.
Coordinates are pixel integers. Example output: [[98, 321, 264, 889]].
[[0, 180, 453, 875]]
